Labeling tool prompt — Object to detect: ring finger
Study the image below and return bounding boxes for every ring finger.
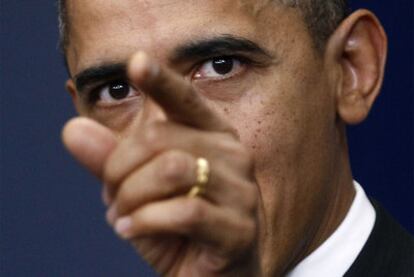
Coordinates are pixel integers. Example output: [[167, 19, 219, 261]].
[[108, 149, 251, 222]]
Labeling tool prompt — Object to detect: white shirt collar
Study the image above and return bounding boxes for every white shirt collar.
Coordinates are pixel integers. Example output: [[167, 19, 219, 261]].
[[287, 181, 376, 277]]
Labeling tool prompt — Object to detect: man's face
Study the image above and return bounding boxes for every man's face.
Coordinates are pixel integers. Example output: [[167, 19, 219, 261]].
[[66, 0, 341, 272]]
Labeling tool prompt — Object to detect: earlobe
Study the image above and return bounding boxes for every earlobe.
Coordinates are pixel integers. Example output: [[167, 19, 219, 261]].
[[326, 9, 387, 125]]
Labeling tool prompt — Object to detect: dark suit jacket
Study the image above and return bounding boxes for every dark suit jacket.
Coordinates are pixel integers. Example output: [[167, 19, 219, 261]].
[[344, 200, 414, 277]]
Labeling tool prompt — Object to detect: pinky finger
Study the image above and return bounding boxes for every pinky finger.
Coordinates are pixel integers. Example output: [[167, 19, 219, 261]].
[[114, 197, 255, 257]]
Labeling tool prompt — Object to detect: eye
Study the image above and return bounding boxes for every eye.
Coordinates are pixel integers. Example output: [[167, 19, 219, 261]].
[[193, 57, 245, 80], [96, 80, 139, 104]]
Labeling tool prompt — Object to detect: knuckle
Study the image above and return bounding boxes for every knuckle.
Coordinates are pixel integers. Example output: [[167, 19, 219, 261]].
[[239, 219, 256, 249], [143, 122, 166, 150], [230, 217, 256, 254], [244, 183, 259, 212], [221, 141, 253, 171], [179, 199, 204, 230], [160, 151, 191, 183], [225, 218, 256, 255], [116, 184, 135, 212], [237, 148, 254, 171]]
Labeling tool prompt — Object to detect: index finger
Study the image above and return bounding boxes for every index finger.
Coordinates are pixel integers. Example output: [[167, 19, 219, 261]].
[[128, 52, 233, 133]]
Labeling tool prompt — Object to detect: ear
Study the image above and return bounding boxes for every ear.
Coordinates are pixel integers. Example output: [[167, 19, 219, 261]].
[[65, 79, 82, 114], [325, 9, 387, 125]]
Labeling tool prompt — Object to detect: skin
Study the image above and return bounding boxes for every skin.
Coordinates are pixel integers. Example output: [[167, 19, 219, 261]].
[[62, 0, 387, 276]]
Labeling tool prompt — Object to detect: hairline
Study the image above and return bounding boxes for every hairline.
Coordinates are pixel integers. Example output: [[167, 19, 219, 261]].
[[57, 0, 348, 55]]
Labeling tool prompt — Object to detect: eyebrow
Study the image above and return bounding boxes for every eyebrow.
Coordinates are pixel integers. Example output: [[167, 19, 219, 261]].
[[171, 34, 274, 63], [74, 35, 274, 93], [75, 63, 126, 93]]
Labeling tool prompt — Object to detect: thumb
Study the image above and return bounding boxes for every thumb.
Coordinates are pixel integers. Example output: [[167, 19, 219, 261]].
[[62, 117, 117, 179]]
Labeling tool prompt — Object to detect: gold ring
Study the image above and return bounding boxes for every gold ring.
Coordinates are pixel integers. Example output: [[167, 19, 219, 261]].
[[187, 158, 210, 198]]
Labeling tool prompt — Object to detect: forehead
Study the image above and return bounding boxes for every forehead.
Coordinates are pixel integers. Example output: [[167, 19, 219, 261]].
[[66, 0, 305, 74]]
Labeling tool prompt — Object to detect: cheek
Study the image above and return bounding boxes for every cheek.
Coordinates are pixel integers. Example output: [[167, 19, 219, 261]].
[[82, 101, 141, 134], [229, 66, 335, 179], [229, 79, 304, 162], [237, 98, 302, 172]]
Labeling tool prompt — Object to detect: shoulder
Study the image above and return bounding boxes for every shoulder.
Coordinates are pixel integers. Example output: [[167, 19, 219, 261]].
[[345, 199, 414, 277]]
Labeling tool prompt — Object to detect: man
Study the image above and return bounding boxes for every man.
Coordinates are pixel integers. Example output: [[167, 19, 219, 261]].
[[59, 0, 413, 276]]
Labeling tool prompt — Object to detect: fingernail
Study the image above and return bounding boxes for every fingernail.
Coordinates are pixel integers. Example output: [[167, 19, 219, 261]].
[[131, 52, 159, 80], [106, 205, 118, 224], [115, 217, 132, 238]]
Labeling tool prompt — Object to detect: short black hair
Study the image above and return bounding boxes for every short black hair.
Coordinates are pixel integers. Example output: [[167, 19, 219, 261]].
[[282, 0, 349, 49], [57, 0, 348, 53]]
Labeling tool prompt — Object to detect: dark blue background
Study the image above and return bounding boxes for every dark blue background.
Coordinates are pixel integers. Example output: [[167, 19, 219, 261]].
[[1, 1, 412, 276]]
